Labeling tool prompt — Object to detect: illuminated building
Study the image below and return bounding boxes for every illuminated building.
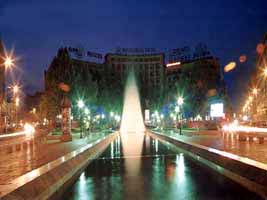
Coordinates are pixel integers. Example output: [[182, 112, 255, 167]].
[[44, 47, 104, 91], [249, 33, 267, 121], [44, 46, 228, 118], [0, 37, 6, 132], [0, 37, 6, 105], [105, 53, 165, 108], [165, 56, 228, 117]]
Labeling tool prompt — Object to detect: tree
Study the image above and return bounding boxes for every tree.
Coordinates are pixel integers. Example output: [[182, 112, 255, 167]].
[[39, 89, 61, 123]]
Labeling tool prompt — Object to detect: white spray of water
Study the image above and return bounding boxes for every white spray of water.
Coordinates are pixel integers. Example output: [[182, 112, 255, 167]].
[[120, 70, 145, 134], [119, 70, 146, 196]]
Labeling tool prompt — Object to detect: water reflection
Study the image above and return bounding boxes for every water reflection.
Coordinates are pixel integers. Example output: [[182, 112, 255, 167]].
[[65, 136, 260, 200]]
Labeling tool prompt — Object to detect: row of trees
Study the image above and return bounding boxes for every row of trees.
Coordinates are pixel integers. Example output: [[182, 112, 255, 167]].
[[41, 48, 123, 124]]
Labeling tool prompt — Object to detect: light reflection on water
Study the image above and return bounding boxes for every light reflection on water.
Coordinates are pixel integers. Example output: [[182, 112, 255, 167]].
[[64, 136, 260, 200]]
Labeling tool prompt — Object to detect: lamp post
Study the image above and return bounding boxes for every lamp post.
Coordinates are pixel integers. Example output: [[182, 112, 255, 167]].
[[110, 111, 114, 129], [12, 85, 19, 129], [1, 56, 14, 133], [77, 99, 84, 138], [177, 96, 184, 135], [15, 97, 19, 128], [252, 88, 258, 121], [175, 105, 179, 130], [263, 67, 267, 101], [84, 107, 90, 136]]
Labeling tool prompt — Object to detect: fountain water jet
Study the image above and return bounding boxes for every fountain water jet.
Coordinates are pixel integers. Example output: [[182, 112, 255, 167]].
[[119, 69, 146, 196], [120, 69, 145, 134]]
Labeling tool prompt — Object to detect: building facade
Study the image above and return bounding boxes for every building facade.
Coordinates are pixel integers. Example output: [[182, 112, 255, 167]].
[[105, 53, 165, 109], [249, 33, 267, 121], [44, 46, 228, 119], [44, 47, 103, 91], [0, 38, 6, 105], [0, 38, 6, 132], [165, 56, 228, 117]]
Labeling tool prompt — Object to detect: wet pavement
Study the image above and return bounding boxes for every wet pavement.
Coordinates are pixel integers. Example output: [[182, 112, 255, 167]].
[[159, 129, 267, 164], [0, 132, 110, 185], [64, 135, 260, 200]]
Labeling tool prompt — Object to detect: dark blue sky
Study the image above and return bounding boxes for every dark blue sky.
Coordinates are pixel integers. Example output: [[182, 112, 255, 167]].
[[0, 0, 266, 109]]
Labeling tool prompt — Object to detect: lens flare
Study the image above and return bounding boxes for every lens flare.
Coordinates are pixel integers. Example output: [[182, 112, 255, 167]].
[[224, 62, 236, 72]]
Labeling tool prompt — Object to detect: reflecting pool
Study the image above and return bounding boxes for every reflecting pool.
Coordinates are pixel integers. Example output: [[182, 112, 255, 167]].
[[64, 135, 260, 200]]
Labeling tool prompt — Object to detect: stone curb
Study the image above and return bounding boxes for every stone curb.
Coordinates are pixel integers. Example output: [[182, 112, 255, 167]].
[[0, 131, 118, 200], [148, 131, 267, 200]]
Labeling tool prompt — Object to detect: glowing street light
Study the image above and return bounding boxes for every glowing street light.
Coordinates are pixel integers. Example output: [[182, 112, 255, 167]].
[[4, 56, 14, 68], [13, 85, 19, 95], [77, 99, 84, 109], [177, 96, 184, 106], [252, 88, 258, 95], [177, 96, 184, 135], [24, 123, 35, 136], [264, 67, 267, 77], [77, 99, 85, 138]]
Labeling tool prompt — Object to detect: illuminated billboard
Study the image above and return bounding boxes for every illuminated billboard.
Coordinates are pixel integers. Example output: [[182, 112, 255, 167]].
[[210, 103, 224, 117]]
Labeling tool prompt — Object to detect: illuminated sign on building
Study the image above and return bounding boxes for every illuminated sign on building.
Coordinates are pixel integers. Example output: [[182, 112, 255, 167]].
[[115, 48, 157, 55], [68, 47, 102, 59], [168, 43, 211, 63], [166, 61, 181, 67], [210, 103, 224, 117], [169, 46, 191, 63]]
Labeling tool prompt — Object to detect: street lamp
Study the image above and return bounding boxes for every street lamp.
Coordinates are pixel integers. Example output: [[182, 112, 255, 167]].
[[252, 88, 258, 120], [177, 96, 184, 135], [4, 56, 14, 68], [84, 107, 90, 135], [263, 67, 267, 100], [177, 96, 184, 106], [15, 97, 19, 128], [77, 99, 84, 138], [1, 56, 15, 133], [264, 68, 267, 77], [252, 88, 258, 95], [13, 85, 19, 95], [78, 99, 84, 109]]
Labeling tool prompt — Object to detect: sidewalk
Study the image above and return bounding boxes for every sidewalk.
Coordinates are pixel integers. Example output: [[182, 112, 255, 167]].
[[0, 131, 111, 185], [153, 128, 267, 164]]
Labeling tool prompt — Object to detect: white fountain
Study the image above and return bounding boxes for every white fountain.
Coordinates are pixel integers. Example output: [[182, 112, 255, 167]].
[[120, 69, 145, 195], [120, 69, 145, 134]]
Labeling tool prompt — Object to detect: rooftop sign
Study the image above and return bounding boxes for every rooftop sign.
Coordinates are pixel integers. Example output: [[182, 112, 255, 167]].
[[115, 47, 157, 55]]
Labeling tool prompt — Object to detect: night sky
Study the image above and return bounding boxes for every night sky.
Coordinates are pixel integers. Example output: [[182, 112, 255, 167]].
[[0, 0, 266, 110]]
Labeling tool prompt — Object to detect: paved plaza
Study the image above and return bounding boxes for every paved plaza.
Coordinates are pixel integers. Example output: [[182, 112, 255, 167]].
[[156, 128, 267, 164], [0, 131, 110, 186]]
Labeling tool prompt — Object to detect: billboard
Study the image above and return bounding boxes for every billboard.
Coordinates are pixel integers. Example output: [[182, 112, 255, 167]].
[[210, 103, 224, 117], [115, 47, 157, 55], [68, 46, 102, 60], [168, 43, 211, 63]]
